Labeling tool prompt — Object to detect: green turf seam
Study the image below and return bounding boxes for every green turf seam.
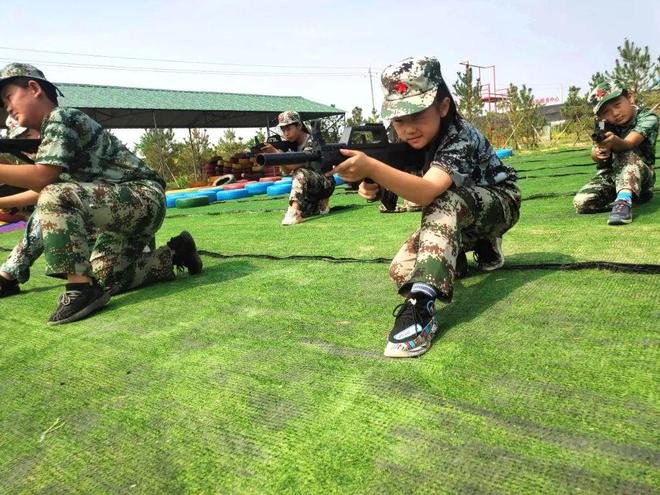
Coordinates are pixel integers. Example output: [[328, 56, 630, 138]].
[[196, 250, 660, 274]]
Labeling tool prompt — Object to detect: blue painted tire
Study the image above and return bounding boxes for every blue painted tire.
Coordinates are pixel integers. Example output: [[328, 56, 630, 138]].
[[495, 149, 513, 158], [246, 182, 272, 195], [166, 195, 184, 208], [175, 196, 210, 208], [217, 189, 251, 201], [267, 183, 292, 196], [333, 174, 344, 185], [280, 176, 293, 182]]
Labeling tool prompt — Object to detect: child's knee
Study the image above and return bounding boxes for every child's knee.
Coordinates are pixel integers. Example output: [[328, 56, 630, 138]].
[[37, 183, 83, 212]]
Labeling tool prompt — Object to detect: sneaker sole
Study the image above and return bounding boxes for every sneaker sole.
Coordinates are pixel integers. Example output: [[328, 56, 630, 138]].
[[383, 344, 431, 358], [47, 292, 111, 326], [608, 218, 632, 225], [479, 259, 505, 271], [478, 238, 504, 271]]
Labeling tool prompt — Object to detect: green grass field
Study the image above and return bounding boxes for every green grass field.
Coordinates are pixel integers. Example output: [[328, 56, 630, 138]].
[[0, 147, 658, 494]]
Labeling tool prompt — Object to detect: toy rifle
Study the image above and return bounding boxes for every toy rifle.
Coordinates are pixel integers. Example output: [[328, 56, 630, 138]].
[[256, 123, 426, 210], [591, 120, 616, 170], [250, 133, 297, 154], [0, 138, 41, 205], [0, 138, 40, 164]]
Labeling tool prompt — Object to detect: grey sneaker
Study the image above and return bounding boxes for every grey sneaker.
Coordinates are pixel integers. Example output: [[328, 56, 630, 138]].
[[48, 282, 110, 325], [608, 200, 632, 225], [473, 238, 504, 271]]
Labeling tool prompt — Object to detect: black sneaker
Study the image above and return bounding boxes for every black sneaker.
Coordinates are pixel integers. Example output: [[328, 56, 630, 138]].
[[455, 251, 468, 279], [0, 276, 20, 298], [47, 282, 111, 325], [384, 294, 437, 358], [608, 200, 632, 225], [473, 237, 504, 271], [167, 231, 203, 275]]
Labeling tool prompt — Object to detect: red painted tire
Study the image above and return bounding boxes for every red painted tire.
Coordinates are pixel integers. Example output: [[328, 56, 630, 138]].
[[259, 177, 281, 183], [223, 183, 246, 190]]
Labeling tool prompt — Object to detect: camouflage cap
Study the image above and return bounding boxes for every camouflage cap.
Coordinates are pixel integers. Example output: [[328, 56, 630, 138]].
[[0, 62, 61, 94], [277, 111, 302, 127], [381, 56, 443, 120], [588, 81, 625, 114], [5, 115, 28, 138]]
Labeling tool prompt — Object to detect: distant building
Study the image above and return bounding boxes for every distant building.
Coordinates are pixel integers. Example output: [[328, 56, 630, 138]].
[[538, 103, 565, 125]]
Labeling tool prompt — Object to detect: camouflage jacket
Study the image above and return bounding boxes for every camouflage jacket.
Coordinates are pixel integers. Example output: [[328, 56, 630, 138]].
[[616, 107, 658, 166], [430, 119, 517, 188], [35, 108, 166, 188]]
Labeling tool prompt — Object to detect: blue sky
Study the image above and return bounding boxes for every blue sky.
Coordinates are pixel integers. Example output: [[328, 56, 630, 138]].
[[2, 0, 658, 142]]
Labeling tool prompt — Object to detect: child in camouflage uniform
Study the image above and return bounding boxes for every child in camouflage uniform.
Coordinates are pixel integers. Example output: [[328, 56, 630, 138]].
[[0, 63, 202, 324], [262, 111, 335, 225], [574, 81, 657, 225], [332, 56, 520, 358]]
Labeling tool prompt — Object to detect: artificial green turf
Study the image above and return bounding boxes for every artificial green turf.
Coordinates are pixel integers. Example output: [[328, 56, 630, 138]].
[[0, 147, 658, 494]]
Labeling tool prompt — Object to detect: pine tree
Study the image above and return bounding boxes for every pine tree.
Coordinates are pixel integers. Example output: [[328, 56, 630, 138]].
[[214, 129, 247, 160], [607, 38, 658, 96], [346, 106, 365, 127], [561, 86, 592, 143], [135, 128, 181, 186], [504, 84, 545, 149], [452, 65, 484, 122], [589, 72, 607, 90]]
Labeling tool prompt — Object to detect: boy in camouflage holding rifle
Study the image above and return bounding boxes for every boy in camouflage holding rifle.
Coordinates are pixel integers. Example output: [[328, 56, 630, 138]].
[[262, 111, 336, 225], [573, 81, 657, 225], [0, 63, 202, 323]]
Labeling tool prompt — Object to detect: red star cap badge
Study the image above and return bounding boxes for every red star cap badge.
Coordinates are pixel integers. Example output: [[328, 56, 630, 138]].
[[394, 82, 408, 94]]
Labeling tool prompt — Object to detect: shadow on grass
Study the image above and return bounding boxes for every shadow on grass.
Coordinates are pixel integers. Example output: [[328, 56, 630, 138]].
[[438, 251, 575, 338], [106, 260, 259, 311], [301, 203, 375, 223], [636, 196, 659, 219]]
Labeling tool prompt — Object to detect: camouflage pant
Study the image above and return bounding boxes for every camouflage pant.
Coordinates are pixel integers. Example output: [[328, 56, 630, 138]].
[[0, 211, 43, 284], [37, 180, 175, 294], [289, 168, 336, 217], [573, 151, 656, 213], [389, 181, 521, 302]]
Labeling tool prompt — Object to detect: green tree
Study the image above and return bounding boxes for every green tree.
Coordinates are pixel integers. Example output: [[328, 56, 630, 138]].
[[607, 38, 659, 98], [561, 86, 593, 144], [453, 65, 484, 122], [589, 71, 607, 90], [346, 106, 365, 127], [248, 129, 266, 148], [135, 128, 181, 186], [214, 129, 247, 159], [504, 84, 545, 149], [178, 128, 213, 181], [365, 108, 381, 124]]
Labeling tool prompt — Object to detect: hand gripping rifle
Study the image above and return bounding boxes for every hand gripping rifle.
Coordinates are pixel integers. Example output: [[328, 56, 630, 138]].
[[256, 123, 425, 210], [591, 120, 616, 170]]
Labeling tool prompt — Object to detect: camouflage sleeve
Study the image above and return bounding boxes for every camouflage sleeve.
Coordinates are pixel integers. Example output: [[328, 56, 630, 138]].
[[428, 138, 470, 187], [34, 113, 79, 170], [632, 111, 659, 145]]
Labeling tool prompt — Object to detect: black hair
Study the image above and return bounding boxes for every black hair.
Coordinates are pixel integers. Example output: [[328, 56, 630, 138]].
[[433, 81, 462, 137], [7, 76, 59, 106]]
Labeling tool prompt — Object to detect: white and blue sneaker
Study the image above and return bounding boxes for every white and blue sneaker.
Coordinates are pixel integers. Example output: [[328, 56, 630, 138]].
[[384, 295, 437, 358]]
